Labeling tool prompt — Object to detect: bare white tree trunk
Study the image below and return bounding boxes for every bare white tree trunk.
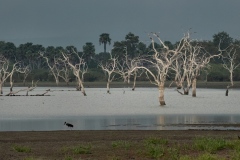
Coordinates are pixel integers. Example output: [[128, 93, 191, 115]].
[[99, 53, 118, 94], [55, 78, 59, 86], [221, 45, 240, 96], [0, 82, 3, 95], [192, 77, 197, 97], [158, 82, 166, 106], [39, 52, 61, 86], [183, 86, 190, 95], [61, 50, 87, 96], [75, 70, 86, 96], [107, 81, 110, 94], [132, 70, 137, 91]]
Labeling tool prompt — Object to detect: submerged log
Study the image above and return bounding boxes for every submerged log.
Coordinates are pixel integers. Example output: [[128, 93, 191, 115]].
[[176, 89, 184, 95]]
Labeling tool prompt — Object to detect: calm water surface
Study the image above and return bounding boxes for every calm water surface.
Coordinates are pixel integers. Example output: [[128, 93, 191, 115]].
[[1, 114, 240, 131], [1, 87, 240, 131]]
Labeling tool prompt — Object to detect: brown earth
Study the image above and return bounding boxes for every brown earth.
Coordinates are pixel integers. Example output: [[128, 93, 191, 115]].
[[0, 130, 240, 160]]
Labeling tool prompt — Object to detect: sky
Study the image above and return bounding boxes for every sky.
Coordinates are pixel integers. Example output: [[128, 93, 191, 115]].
[[0, 0, 240, 53]]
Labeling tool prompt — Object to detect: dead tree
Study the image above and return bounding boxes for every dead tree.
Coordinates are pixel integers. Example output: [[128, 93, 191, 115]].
[[0, 55, 20, 95], [99, 53, 118, 94], [58, 60, 71, 85], [62, 51, 87, 96], [171, 33, 221, 97], [21, 65, 31, 86], [7, 64, 30, 95], [5, 80, 39, 96], [40, 52, 61, 86], [170, 53, 188, 92], [26, 80, 38, 96], [184, 40, 220, 97], [221, 45, 240, 96], [116, 48, 141, 90], [137, 33, 187, 106], [131, 69, 144, 91]]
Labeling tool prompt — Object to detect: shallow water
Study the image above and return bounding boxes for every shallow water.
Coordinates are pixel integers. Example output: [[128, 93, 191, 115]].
[[1, 114, 240, 131], [0, 87, 240, 131]]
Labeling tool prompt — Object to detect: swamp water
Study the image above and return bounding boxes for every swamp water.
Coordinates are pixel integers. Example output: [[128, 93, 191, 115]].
[[0, 87, 240, 131]]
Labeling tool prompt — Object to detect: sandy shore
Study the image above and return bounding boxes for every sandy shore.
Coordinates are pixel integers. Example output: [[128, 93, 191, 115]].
[[0, 130, 239, 159]]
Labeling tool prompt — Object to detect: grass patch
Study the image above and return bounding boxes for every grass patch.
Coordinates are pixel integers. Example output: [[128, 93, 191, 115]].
[[111, 140, 131, 150], [179, 155, 192, 160], [168, 147, 180, 160], [197, 153, 224, 160], [72, 144, 92, 154], [143, 137, 168, 158], [144, 137, 168, 146], [145, 144, 165, 159], [194, 137, 226, 153], [13, 145, 31, 153]]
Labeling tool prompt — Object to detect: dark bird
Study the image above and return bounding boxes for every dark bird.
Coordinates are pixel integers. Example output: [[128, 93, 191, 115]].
[[64, 122, 74, 128]]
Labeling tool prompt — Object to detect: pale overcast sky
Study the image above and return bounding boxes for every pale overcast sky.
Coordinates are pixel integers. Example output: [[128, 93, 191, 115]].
[[0, 0, 239, 53]]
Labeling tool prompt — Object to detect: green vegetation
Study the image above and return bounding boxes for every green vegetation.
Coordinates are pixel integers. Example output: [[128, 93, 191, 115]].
[[111, 140, 131, 150], [194, 137, 226, 153], [7, 135, 240, 159], [13, 145, 31, 153], [72, 144, 92, 154], [143, 137, 168, 158], [144, 137, 168, 145]]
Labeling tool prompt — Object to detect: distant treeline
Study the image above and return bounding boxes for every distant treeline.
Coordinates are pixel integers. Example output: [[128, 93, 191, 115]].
[[0, 31, 239, 83]]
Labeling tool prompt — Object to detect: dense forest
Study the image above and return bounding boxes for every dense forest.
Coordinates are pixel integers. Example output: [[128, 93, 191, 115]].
[[0, 31, 239, 84]]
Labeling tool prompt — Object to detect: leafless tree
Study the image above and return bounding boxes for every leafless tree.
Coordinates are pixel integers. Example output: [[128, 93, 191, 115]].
[[26, 80, 39, 96], [221, 45, 240, 96], [8, 64, 31, 95], [99, 53, 118, 94], [170, 53, 188, 91], [40, 52, 61, 86], [184, 41, 220, 97], [58, 60, 71, 85], [61, 50, 87, 96], [171, 35, 221, 97], [136, 33, 187, 105], [131, 69, 144, 91], [21, 65, 31, 86], [116, 48, 142, 90], [0, 55, 21, 95]]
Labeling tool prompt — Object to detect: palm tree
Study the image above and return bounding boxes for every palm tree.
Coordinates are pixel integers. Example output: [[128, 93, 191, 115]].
[[99, 33, 111, 53]]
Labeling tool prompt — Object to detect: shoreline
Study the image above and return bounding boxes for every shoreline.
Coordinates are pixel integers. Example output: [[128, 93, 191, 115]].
[[3, 81, 240, 89], [0, 130, 239, 159]]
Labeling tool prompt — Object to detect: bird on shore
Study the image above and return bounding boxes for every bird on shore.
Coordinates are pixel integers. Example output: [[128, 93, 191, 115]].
[[64, 122, 74, 128]]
